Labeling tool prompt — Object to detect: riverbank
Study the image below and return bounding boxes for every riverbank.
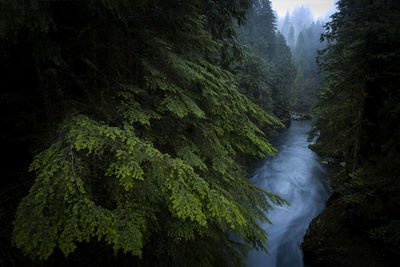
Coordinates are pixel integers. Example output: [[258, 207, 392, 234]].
[[301, 158, 399, 267], [302, 190, 380, 267]]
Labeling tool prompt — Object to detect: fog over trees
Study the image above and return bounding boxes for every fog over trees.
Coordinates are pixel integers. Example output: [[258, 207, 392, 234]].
[[276, 5, 326, 113], [1, 0, 399, 266]]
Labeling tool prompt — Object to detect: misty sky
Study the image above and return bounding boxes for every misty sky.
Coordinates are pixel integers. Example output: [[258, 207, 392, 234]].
[[271, 0, 336, 18]]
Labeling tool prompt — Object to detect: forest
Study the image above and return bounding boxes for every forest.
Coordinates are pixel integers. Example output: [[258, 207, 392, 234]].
[[0, 0, 399, 266]]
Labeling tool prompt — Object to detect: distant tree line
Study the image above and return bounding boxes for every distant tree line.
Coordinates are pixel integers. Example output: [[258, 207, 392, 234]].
[[279, 7, 326, 113]]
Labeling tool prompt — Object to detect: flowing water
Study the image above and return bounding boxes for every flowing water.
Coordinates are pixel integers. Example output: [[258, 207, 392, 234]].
[[247, 120, 331, 267]]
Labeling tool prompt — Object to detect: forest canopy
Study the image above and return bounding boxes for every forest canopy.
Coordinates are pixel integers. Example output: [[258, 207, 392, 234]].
[[0, 0, 290, 266], [305, 0, 400, 265]]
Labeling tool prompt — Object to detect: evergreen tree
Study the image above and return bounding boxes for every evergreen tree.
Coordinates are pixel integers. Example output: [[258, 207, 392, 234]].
[[287, 26, 296, 49], [280, 11, 291, 37], [309, 0, 400, 264], [277, 5, 325, 114], [0, 0, 288, 265], [237, 0, 296, 125]]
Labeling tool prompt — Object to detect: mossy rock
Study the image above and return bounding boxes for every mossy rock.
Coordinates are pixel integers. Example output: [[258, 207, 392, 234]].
[[302, 196, 394, 267]]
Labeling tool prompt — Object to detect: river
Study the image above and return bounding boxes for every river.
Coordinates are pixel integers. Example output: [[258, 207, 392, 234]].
[[247, 120, 330, 267]]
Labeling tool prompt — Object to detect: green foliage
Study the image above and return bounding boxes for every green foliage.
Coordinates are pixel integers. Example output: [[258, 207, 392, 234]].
[[236, 0, 296, 125], [1, 0, 289, 265], [278, 8, 325, 113], [290, 22, 324, 113], [312, 0, 400, 260]]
